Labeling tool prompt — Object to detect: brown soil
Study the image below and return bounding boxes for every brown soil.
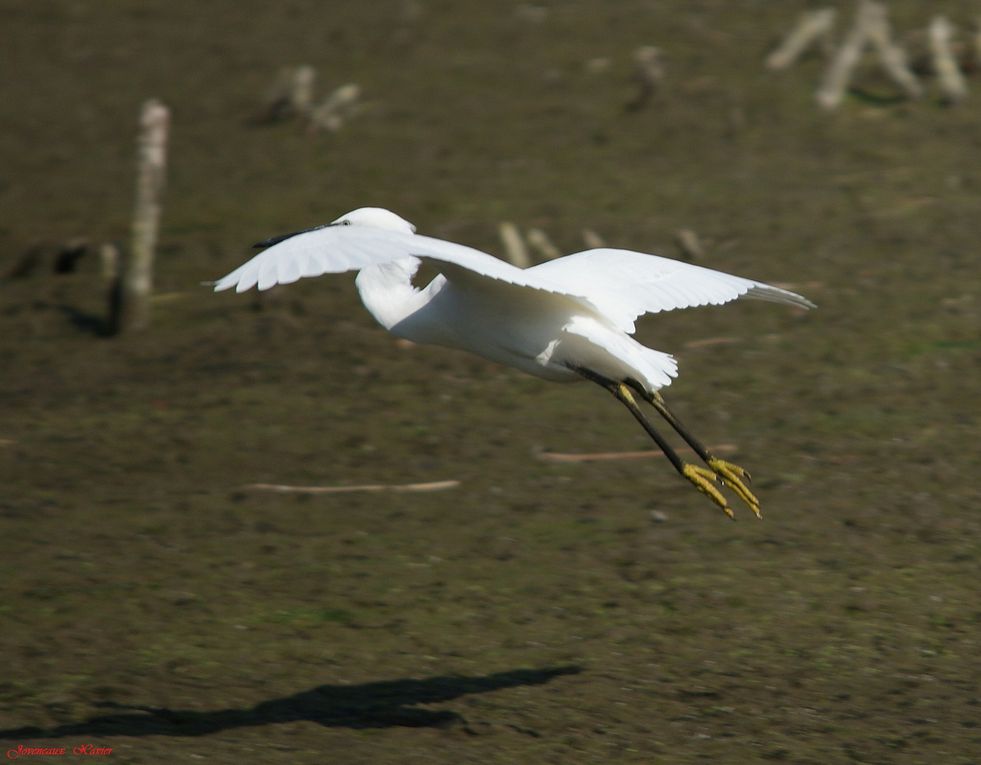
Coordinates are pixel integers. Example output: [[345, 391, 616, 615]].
[[2, 2, 979, 762]]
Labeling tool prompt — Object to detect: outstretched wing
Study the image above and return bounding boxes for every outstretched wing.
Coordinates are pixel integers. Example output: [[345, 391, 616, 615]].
[[212, 224, 590, 302], [214, 227, 814, 336], [528, 248, 815, 333]]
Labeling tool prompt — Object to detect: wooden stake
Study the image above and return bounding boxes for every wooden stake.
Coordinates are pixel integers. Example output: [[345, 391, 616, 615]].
[[290, 66, 316, 114], [259, 65, 315, 122], [816, 0, 920, 110], [308, 82, 361, 133], [816, 4, 870, 110], [581, 229, 605, 249], [674, 229, 704, 261], [766, 8, 837, 70], [975, 17, 981, 72], [99, 243, 120, 282], [627, 46, 664, 111], [526, 228, 561, 260], [113, 99, 169, 334], [864, 2, 922, 100], [498, 222, 531, 268], [929, 16, 968, 103]]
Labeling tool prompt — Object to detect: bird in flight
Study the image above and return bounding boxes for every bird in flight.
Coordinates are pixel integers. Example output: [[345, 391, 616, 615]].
[[214, 207, 814, 519]]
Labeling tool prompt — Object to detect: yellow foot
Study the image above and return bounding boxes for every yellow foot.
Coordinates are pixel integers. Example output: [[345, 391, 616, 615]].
[[682, 464, 735, 520], [708, 458, 762, 519]]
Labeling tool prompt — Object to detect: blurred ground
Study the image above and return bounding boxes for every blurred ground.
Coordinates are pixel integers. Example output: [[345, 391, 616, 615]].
[[1, 1, 980, 762]]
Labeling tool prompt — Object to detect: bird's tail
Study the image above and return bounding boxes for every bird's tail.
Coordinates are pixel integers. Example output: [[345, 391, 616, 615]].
[[564, 317, 678, 393]]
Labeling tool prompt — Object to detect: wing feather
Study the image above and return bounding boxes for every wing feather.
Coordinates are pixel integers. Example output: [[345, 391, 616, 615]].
[[214, 227, 814, 334], [528, 248, 814, 333], [213, 224, 603, 312], [257, 259, 279, 291]]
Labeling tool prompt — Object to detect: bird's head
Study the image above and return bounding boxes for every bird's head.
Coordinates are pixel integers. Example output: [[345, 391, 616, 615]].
[[331, 207, 417, 234]]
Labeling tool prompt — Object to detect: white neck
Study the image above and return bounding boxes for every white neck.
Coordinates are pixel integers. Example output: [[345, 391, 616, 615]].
[[355, 259, 444, 340]]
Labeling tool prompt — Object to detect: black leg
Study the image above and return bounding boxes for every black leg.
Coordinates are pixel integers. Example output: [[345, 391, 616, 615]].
[[625, 381, 761, 518], [573, 367, 736, 519]]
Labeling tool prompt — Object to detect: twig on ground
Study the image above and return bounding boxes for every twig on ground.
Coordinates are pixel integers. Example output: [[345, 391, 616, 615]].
[[243, 480, 460, 494], [539, 444, 737, 463], [683, 337, 739, 349]]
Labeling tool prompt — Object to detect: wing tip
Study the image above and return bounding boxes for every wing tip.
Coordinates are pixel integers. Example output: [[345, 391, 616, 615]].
[[211, 275, 240, 293], [746, 284, 817, 311]]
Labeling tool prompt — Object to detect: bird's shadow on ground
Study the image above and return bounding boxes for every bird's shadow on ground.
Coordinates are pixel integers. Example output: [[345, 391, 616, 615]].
[[0, 666, 581, 739]]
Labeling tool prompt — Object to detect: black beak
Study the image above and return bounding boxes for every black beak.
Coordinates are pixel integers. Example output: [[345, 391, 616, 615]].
[[252, 221, 342, 249]]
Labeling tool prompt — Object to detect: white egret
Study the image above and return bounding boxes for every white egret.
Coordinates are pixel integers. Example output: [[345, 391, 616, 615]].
[[214, 207, 814, 519]]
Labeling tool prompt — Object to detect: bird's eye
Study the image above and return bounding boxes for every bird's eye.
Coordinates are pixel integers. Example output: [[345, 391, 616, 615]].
[[342, 220, 352, 226]]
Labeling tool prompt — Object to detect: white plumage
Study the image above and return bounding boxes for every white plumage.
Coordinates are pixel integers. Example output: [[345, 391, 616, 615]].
[[215, 207, 814, 519], [214, 207, 813, 395]]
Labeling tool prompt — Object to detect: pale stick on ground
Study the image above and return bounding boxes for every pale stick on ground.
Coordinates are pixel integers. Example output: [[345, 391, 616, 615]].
[[498, 221, 531, 267], [309, 83, 361, 133], [816, 5, 869, 110], [539, 444, 737, 464], [260, 65, 315, 122], [816, 0, 920, 110], [244, 480, 460, 494], [864, 2, 922, 100], [766, 8, 837, 70], [526, 228, 562, 261], [628, 45, 664, 110], [975, 17, 981, 71], [99, 243, 120, 283], [581, 229, 605, 249], [674, 229, 704, 261], [929, 16, 968, 103]]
